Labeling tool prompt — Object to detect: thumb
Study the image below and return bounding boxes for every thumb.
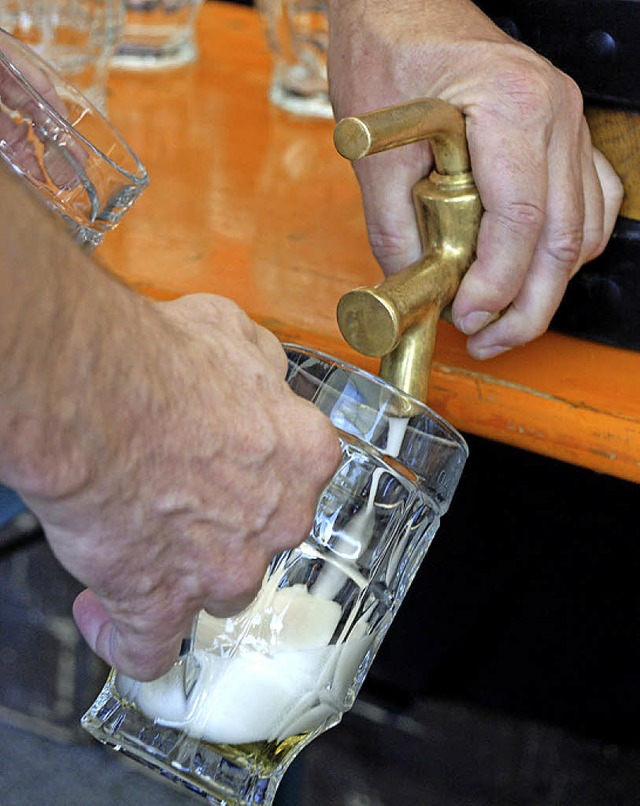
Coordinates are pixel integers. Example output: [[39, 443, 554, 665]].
[[72, 589, 186, 681]]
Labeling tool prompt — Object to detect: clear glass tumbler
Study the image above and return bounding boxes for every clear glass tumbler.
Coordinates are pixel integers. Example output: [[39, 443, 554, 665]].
[[111, 0, 205, 70], [81, 345, 468, 805], [256, 0, 332, 119], [0, 29, 148, 250]]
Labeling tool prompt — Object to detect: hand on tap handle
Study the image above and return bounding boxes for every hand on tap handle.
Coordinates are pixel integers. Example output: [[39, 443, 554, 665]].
[[327, 0, 623, 359]]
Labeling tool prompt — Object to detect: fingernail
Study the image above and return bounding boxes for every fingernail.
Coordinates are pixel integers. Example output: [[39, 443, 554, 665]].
[[457, 310, 494, 335], [474, 344, 512, 360]]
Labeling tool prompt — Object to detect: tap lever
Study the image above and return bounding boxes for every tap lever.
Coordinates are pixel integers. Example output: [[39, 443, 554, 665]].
[[334, 97, 470, 176]]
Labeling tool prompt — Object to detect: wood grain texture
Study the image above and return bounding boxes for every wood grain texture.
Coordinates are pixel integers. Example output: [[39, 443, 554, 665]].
[[587, 106, 640, 220]]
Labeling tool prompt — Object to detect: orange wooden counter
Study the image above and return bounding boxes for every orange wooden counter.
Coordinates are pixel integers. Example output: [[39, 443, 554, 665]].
[[99, 0, 640, 484]]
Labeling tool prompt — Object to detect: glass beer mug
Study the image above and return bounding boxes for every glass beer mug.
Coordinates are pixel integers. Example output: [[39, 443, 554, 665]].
[[82, 345, 468, 805]]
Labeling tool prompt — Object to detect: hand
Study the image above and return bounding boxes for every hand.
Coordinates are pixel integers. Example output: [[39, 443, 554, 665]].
[[23, 294, 341, 681], [327, 0, 623, 359]]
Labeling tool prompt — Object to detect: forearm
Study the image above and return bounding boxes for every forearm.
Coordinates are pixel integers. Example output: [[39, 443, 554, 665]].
[[0, 163, 168, 500], [0, 165, 342, 681]]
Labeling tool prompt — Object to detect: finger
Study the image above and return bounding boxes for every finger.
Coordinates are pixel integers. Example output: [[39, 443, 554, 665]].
[[0, 34, 73, 127], [466, 257, 569, 360], [587, 147, 623, 261], [467, 137, 621, 358], [574, 123, 606, 272], [73, 589, 185, 681], [43, 138, 87, 191], [203, 586, 263, 619], [201, 546, 269, 619], [352, 142, 433, 274], [452, 115, 548, 335], [0, 117, 45, 183], [462, 99, 588, 355], [253, 323, 288, 375], [0, 48, 85, 190]]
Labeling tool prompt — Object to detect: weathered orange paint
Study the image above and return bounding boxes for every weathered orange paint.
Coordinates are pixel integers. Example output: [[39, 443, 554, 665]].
[[99, 1, 640, 484]]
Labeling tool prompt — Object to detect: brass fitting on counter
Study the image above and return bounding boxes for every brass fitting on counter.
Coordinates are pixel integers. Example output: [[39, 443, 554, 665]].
[[334, 98, 482, 404]]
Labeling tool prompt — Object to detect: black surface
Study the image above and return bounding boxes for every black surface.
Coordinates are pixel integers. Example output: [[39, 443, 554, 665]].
[[475, 0, 640, 109], [365, 433, 640, 745], [3, 695, 640, 805], [551, 217, 640, 350]]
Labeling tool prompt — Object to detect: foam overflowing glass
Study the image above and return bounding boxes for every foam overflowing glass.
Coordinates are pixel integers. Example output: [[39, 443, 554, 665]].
[[81, 345, 468, 805]]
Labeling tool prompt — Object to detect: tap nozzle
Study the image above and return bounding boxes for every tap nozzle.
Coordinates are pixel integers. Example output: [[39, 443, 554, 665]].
[[334, 98, 482, 403]]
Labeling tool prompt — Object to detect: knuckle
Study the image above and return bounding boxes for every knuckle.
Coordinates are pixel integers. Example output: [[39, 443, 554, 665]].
[[547, 228, 583, 273], [500, 316, 547, 351], [490, 53, 554, 119], [497, 71, 552, 122], [500, 200, 546, 233], [554, 72, 584, 116], [367, 223, 415, 267], [310, 413, 341, 473], [213, 556, 266, 605], [492, 47, 583, 123]]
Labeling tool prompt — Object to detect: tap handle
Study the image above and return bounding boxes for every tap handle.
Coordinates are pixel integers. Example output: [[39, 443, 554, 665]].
[[333, 98, 481, 403], [333, 97, 470, 177]]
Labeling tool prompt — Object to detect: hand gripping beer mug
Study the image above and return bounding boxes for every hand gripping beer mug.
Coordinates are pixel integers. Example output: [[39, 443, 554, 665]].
[[82, 345, 468, 805]]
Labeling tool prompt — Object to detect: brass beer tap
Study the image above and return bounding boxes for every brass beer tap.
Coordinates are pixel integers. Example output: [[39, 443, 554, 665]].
[[334, 98, 482, 404]]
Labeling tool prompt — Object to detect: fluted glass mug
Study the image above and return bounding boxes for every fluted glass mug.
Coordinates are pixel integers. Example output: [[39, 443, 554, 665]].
[[82, 345, 468, 805]]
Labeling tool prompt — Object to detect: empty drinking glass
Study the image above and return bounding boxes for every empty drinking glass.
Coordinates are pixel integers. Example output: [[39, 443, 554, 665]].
[[112, 0, 205, 70], [0, 29, 148, 250], [257, 0, 332, 118]]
